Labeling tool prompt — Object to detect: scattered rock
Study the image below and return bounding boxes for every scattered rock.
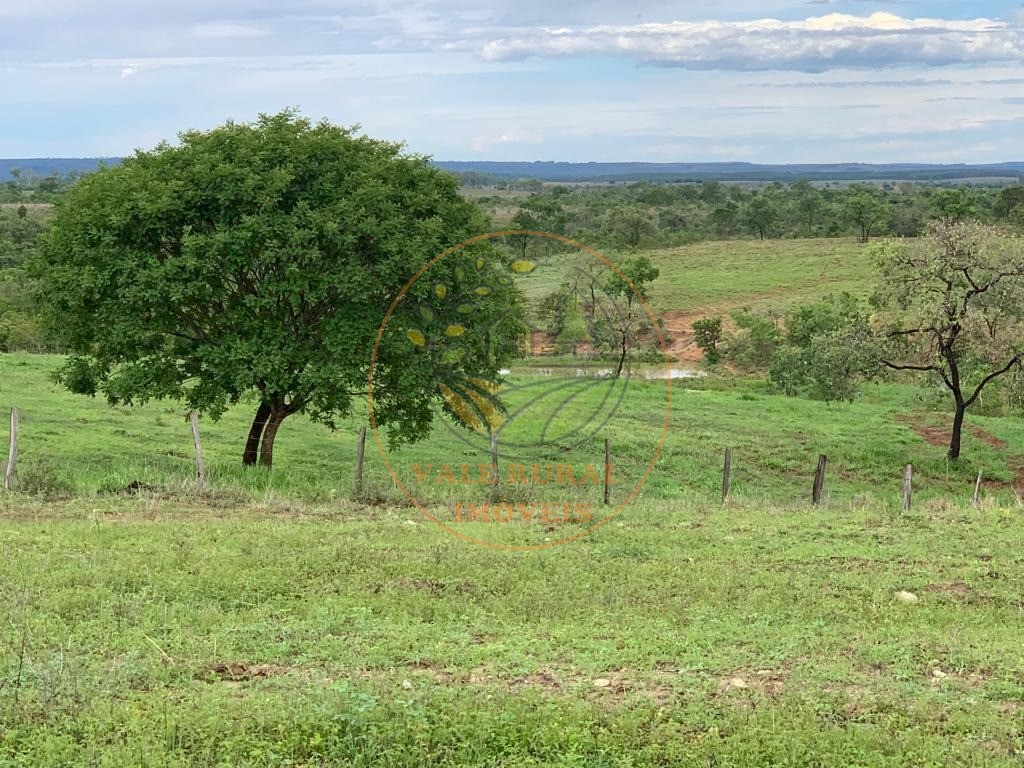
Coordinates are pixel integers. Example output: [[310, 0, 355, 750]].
[[932, 669, 948, 679], [895, 590, 919, 604], [401, 679, 413, 690], [592, 678, 612, 688], [727, 677, 748, 690]]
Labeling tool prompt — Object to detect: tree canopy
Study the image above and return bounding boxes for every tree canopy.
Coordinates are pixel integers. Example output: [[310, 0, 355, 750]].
[[35, 111, 529, 467], [872, 220, 1024, 458]]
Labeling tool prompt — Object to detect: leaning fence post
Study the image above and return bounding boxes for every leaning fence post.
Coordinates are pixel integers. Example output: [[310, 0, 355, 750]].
[[603, 438, 612, 505], [972, 471, 983, 507], [189, 411, 205, 493], [355, 426, 367, 494], [902, 464, 913, 511], [812, 454, 827, 506], [721, 447, 733, 503], [3, 408, 17, 491]]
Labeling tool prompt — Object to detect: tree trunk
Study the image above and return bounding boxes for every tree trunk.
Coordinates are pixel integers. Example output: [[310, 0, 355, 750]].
[[259, 408, 289, 470], [948, 402, 965, 460], [615, 333, 627, 378], [242, 401, 272, 466]]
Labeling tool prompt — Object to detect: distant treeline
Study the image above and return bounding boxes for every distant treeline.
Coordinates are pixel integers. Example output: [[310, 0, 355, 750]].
[[0, 165, 99, 203], [476, 181, 1024, 248], [440, 160, 1024, 185], [5, 157, 1024, 190]]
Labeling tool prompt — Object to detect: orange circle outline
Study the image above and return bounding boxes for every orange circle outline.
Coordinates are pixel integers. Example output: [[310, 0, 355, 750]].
[[367, 230, 672, 551]]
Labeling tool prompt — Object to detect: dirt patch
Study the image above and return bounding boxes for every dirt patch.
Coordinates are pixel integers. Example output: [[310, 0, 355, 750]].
[[969, 426, 1008, 451], [896, 414, 1012, 455], [924, 581, 981, 603], [201, 662, 289, 682], [894, 414, 949, 449]]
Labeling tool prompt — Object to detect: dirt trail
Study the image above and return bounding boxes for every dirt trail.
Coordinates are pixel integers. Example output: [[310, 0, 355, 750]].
[[895, 414, 1023, 494]]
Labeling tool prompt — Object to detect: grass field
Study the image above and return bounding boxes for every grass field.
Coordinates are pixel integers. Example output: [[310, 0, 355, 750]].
[[2, 335, 1023, 763], [2, 354, 1022, 509], [642, 237, 874, 314], [2, 496, 1024, 766], [512, 237, 874, 317]]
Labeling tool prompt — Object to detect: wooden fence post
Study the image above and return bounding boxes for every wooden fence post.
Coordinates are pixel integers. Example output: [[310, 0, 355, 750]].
[[722, 447, 732, 503], [3, 408, 17, 491], [812, 454, 827, 506], [189, 411, 205, 493], [490, 431, 499, 489], [604, 438, 611, 506], [902, 464, 913, 512], [972, 471, 983, 508], [355, 426, 366, 494]]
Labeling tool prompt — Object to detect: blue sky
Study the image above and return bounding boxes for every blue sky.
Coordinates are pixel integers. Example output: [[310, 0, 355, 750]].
[[1, 0, 1023, 162]]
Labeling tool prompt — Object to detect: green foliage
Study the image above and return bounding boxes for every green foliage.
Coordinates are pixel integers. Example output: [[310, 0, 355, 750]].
[[929, 188, 980, 221], [554, 293, 589, 355], [0, 207, 53, 352], [769, 293, 879, 402], [601, 204, 658, 248], [726, 309, 781, 371], [1008, 203, 1024, 232], [742, 189, 781, 240], [34, 111, 529, 465], [506, 197, 568, 257], [692, 317, 723, 364], [784, 291, 865, 348], [842, 186, 891, 243], [474, 180, 1024, 249], [993, 185, 1024, 218], [597, 256, 662, 373], [871, 220, 1024, 458]]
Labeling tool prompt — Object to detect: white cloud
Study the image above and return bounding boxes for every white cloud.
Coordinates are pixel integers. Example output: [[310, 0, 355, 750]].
[[120, 66, 138, 78], [477, 12, 1024, 72], [190, 22, 269, 39]]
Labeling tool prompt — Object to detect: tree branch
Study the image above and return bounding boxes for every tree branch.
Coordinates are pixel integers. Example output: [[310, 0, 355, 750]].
[[964, 355, 1023, 408]]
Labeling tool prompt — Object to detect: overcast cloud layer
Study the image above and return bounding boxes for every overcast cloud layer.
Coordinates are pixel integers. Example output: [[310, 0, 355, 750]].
[[1, 0, 1023, 161], [477, 13, 1024, 71]]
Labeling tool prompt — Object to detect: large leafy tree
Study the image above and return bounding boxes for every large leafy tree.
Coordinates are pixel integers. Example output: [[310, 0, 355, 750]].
[[36, 111, 528, 468], [872, 220, 1024, 459], [843, 186, 891, 243], [742, 190, 781, 241]]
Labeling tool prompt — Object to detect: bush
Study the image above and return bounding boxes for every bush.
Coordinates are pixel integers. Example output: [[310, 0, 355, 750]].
[[725, 310, 781, 371], [692, 317, 723, 364]]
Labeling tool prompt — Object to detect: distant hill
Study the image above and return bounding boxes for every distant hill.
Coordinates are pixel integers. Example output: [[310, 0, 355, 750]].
[[3, 158, 1023, 184], [0, 158, 120, 178], [434, 161, 1024, 184]]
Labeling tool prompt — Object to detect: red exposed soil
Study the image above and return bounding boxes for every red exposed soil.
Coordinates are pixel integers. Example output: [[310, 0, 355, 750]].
[[661, 310, 716, 362], [893, 414, 950, 449], [529, 308, 729, 362], [895, 414, 1023, 495], [969, 426, 1009, 451]]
